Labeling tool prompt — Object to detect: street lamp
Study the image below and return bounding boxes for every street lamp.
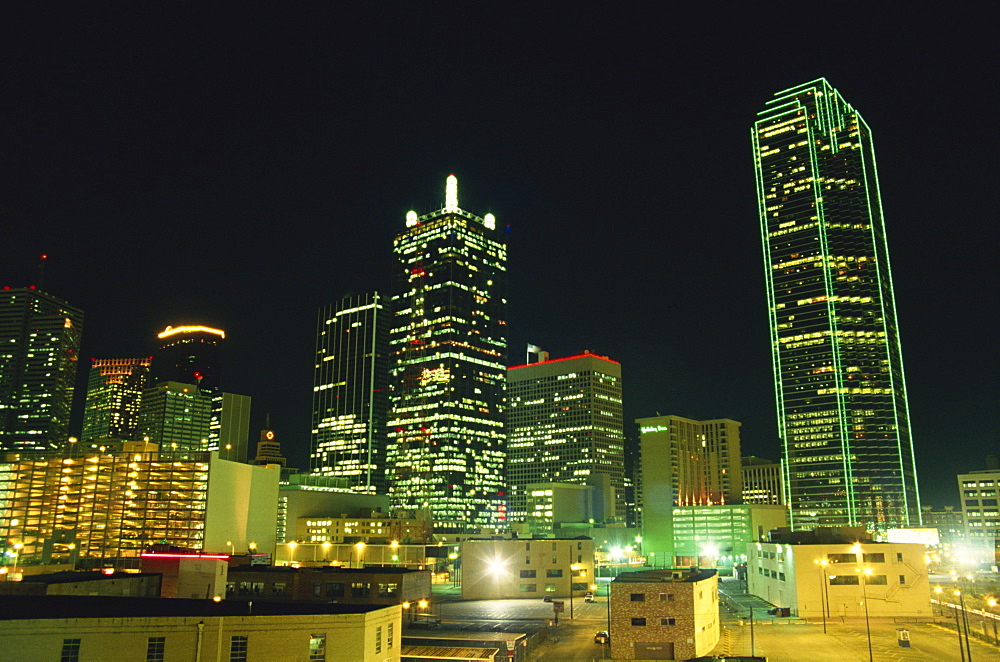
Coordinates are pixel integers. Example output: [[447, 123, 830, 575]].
[[814, 559, 829, 633], [287, 541, 298, 565], [568, 563, 580, 620], [10, 542, 23, 582], [67, 543, 77, 572], [448, 553, 459, 588], [354, 542, 366, 568], [936, 587, 965, 661], [855, 567, 873, 662], [986, 599, 998, 645]]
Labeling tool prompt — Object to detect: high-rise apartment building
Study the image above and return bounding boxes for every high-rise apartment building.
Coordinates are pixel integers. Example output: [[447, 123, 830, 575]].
[[753, 79, 920, 532], [741, 455, 785, 505], [139, 381, 213, 452], [311, 292, 389, 493], [638, 416, 743, 563], [387, 176, 507, 533], [0, 286, 83, 451], [507, 352, 625, 523], [151, 325, 225, 392], [81, 358, 151, 446], [957, 467, 1000, 565]]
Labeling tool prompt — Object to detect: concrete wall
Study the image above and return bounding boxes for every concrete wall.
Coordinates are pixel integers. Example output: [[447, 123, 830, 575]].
[[461, 539, 595, 600], [205, 457, 280, 555], [0, 608, 401, 662]]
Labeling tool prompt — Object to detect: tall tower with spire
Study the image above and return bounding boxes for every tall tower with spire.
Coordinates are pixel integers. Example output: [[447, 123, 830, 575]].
[[387, 175, 508, 533]]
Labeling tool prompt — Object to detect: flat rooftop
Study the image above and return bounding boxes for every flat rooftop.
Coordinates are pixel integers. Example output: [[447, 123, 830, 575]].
[[0, 595, 389, 621], [613, 568, 717, 583]]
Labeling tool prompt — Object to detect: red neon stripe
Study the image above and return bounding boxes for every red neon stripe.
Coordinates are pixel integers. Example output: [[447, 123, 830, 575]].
[[508, 353, 619, 371], [140, 553, 230, 560]]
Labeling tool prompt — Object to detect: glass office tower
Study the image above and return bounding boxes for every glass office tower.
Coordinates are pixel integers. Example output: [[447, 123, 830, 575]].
[[753, 79, 920, 533], [311, 292, 389, 493], [0, 287, 83, 451], [81, 357, 152, 446], [387, 176, 507, 533]]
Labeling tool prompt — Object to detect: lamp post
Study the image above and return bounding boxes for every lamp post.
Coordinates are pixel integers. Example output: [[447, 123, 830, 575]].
[[67, 543, 77, 572], [955, 589, 973, 662], [855, 567, 873, 662], [568, 562, 579, 620], [449, 553, 458, 588], [937, 587, 965, 661], [287, 541, 297, 566], [10, 542, 23, 581], [354, 541, 366, 569], [987, 599, 998, 645], [814, 559, 829, 633]]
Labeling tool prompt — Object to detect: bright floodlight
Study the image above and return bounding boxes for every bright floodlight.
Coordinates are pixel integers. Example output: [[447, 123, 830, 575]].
[[487, 556, 507, 576]]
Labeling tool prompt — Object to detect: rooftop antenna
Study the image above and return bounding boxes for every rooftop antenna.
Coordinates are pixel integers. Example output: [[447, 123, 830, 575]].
[[37, 254, 48, 290], [444, 174, 459, 212]]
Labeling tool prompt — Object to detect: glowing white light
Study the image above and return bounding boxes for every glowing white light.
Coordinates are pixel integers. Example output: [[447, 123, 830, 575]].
[[484, 213, 496, 230], [406, 210, 418, 227], [487, 556, 507, 576], [445, 174, 459, 211]]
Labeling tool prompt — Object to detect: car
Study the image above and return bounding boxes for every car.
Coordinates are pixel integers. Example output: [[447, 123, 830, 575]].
[[542, 595, 553, 602], [594, 630, 610, 644], [584, 593, 595, 603]]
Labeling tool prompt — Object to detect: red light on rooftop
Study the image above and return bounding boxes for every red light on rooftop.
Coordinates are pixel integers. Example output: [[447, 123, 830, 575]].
[[40, 254, 48, 260]]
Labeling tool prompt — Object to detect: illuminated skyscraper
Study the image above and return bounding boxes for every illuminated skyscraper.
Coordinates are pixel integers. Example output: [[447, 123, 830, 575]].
[[387, 175, 507, 532], [81, 357, 152, 445], [151, 325, 225, 393], [139, 381, 213, 453], [0, 286, 83, 451], [753, 79, 920, 532], [507, 352, 626, 524], [311, 292, 389, 493]]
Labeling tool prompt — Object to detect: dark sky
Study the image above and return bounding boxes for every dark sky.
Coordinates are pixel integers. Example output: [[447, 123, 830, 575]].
[[3, 7, 995, 507]]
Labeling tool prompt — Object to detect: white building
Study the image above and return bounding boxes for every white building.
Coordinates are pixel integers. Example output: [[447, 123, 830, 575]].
[[747, 541, 931, 618], [461, 537, 595, 601]]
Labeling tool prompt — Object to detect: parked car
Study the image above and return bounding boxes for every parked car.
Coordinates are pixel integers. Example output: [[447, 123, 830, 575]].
[[584, 593, 595, 603], [594, 631, 610, 644], [542, 595, 553, 602]]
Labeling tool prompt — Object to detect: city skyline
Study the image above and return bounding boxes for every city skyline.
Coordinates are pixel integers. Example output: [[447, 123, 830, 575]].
[[3, 8, 994, 509]]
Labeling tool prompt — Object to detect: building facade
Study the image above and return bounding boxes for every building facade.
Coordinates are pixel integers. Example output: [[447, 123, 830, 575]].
[[0, 287, 83, 452], [151, 325, 225, 393], [742, 455, 785, 505], [208, 392, 251, 462], [507, 352, 625, 523], [957, 468, 1000, 564], [747, 541, 931, 618], [0, 441, 279, 565], [669, 504, 787, 569], [609, 569, 719, 661], [753, 79, 920, 532], [387, 176, 507, 533], [81, 358, 151, 446], [311, 292, 389, 493], [460, 537, 595, 601], [139, 381, 213, 452]]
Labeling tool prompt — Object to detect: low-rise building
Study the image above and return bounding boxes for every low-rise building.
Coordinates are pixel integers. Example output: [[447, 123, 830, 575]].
[[609, 568, 719, 660], [461, 538, 595, 601], [0, 595, 399, 661], [747, 541, 931, 618], [226, 565, 430, 606], [670, 504, 787, 568]]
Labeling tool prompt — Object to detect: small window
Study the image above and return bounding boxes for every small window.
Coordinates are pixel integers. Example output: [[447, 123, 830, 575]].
[[547, 569, 563, 578], [577, 542, 582, 550], [525, 556, 531, 565], [375, 626, 382, 654], [146, 637, 166, 662], [899, 575, 907, 585], [862, 553, 885, 563], [545, 583, 556, 593], [551, 556, 557, 564], [827, 554, 855, 563], [631, 617, 647, 626], [896, 553, 903, 562], [230, 635, 248, 662], [525, 542, 531, 551], [387, 623, 394, 649], [661, 618, 676, 626], [61, 639, 82, 662], [271, 581, 286, 596], [630, 593, 645, 602], [309, 634, 326, 661], [866, 575, 888, 585], [313, 582, 322, 597], [778, 573, 786, 582], [520, 570, 536, 578], [552, 542, 557, 551], [519, 584, 537, 592]]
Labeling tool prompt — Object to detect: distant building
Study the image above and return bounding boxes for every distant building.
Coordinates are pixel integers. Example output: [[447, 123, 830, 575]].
[[461, 537, 595, 601], [139, 381, 213, 452], [81, 358, 151, 446], [609, 568, 719, 661], [0, 286, 83, 452], [524, 482, 607, 538], [151, 325, 224, 392], [311, 292, 390, 493], [748, 540, 931, 618], [300, 508, 432, 546], [273, 542, 432, 571], [387, 176, 507, 533], [754, 79, 920, 532], [277, 473, 386, 544], [507, 352, 626, 523], [957, 467, 1000, 565], [638, 415, 743, 566], [0, 595, 401, 662], [0, 441, 279, 565], [669, 504, 787, 569], [920, 505, 964, 549], [741, 456, 785, 505], [254, 425, 287, 467]]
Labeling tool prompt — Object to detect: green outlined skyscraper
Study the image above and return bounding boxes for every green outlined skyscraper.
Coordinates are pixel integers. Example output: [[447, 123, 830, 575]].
[[387, 176, 507, 533], [753, 79, 920, 534]]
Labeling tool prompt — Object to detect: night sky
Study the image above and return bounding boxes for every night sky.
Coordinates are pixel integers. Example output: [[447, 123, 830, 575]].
[[3, 7, 995, 508]]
